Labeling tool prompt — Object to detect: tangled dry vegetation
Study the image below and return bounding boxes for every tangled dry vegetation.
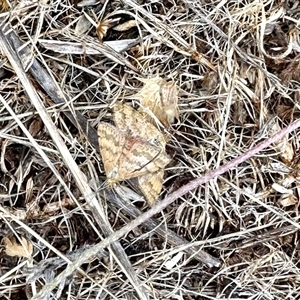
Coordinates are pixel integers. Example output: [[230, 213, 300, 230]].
[[1, 0, 300, 299]]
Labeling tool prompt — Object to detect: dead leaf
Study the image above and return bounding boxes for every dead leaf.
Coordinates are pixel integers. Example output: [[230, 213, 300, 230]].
[[280, 58, 300, 84], [3, 236, 33, 258], [269, 121, 294, 164], [96, 19, 111, 42], [280, 141, 294, 164], [25, 177, 33, 202], [26, 200, 41, 219], [272, 183, 293, 194], [96, 18, 120, 42], [113, 20, 139, 32], [29, 117, 43, 137], [132, 76, 179, 127], [0, 0, 8, 13], [202, 71, 219, 92], [43, 198, 73, 214], [190, 50, 216, 71], [279, 194, 297, 207], [75, 15, 91, 37]]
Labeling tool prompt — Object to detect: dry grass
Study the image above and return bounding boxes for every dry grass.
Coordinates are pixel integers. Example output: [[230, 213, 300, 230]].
[[1, 0, 300, 299]]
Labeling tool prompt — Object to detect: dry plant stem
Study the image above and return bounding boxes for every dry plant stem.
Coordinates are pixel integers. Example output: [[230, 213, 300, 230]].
[[31, 117, 300, 300], [6, 29, 100, 149], [228, 179, 300, 231], [0, 205, 116, 297], [122, 0, 215, 70], [182, 0, 280, 81], [0, 28, 149, 300], [238, 225, 297, 249], [106, 189, 221, 267], [3, 25, 219, 267]]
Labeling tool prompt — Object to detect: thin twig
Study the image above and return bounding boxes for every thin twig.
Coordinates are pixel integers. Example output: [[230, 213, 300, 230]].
[[31, 116, 300, 299]]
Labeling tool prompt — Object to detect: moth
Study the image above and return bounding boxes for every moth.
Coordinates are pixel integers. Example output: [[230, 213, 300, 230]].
[[112, 102, 170, 205], [137, 170, 165, 207], [113, 101, 166, 149], [98, 122, 170, 188]]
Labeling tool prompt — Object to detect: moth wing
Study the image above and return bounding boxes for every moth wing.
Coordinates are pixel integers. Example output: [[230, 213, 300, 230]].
[[118, 140, 170, 180], [113, 102, 166, 148], [113, 102, 142, 131], [138, 170, 164, 206], [97, 123, 125, 176]]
